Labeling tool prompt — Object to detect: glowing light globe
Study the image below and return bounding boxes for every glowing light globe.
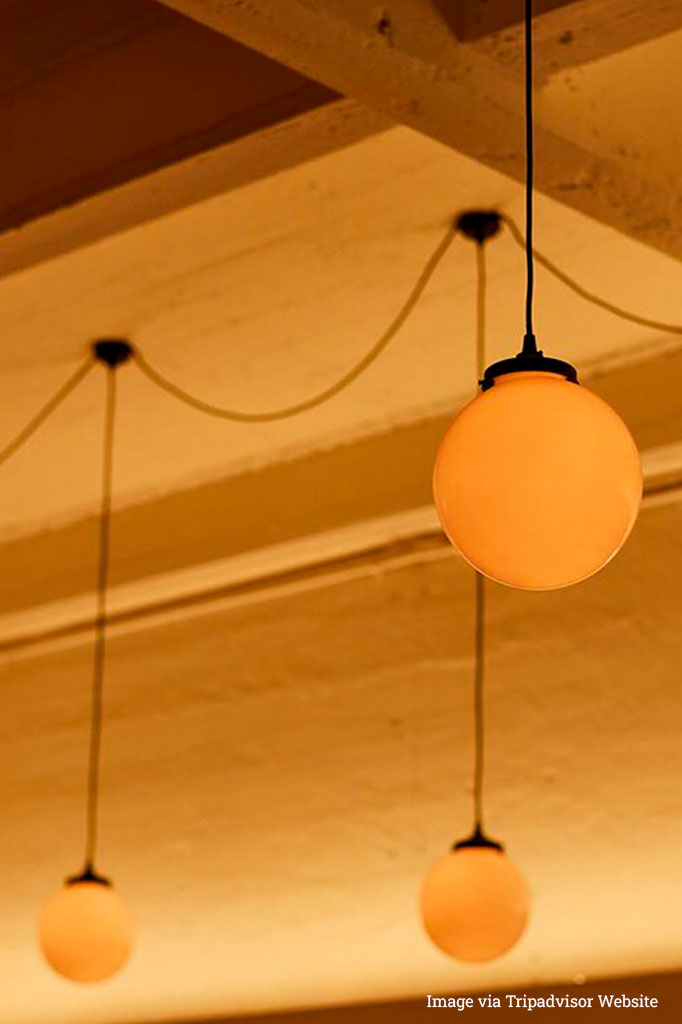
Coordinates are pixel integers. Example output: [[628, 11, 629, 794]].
[[421, 844, 529, 962], [433, 369, 642, 590], [38, 877, 133, 982]]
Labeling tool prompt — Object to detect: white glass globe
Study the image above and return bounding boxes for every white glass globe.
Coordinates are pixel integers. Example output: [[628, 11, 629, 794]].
[[38, 879, 133, 982], [433, 371, 642, 590], [421, 846, 529, 962]]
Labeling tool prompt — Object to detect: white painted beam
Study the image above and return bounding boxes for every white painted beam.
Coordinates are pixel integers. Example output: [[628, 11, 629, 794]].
[[441, 0, 682, 66], [1, 441, 679, 660], [156, 0, 682, 260]]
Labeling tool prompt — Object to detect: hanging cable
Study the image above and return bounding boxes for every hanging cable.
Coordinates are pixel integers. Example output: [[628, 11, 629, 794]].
[[0, 356, 94, 469], [72, 342, 133, 881], [132, 223, 457, 422], [475, 240, 487, 382], [83, 363, 116, 876], [0, 208, 678, 462], [473, 239, 487, 834], [523, 0, 537, 353], [448, 226, 501, 851], [502, 212, 682, 335], [473, 572, 486, 832]]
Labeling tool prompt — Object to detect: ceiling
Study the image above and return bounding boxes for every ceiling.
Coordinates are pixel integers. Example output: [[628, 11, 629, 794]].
[[1, 1, 682, 1022], [1, 125, 681, 541], [4, 499, 682, 1023]]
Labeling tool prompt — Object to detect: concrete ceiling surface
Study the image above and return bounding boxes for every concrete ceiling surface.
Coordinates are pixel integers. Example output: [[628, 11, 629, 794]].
[[2, 498, 682, 1023], [0, 127, 680, 544], [2, 11, 682, 1022]]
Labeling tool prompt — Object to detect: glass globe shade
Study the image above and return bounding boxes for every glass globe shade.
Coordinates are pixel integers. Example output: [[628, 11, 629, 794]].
[[38, 879, 134, 982], [433, 372, 642, 590], [421, 846, 529, 962]]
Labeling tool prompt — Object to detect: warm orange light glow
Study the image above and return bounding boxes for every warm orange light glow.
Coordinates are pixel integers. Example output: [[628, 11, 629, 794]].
[[433, 372, 642, 589], [38, 880, 133, 983], [421, 847, 529, 962]]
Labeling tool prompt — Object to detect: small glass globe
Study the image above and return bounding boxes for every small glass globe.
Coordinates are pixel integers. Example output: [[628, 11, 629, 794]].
[[433, 372, 642, 590], [38, 878, 134, 982], [421, 846, 529, 962]]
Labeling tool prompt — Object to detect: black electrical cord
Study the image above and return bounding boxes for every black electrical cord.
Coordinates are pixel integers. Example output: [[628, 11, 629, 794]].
[[0, 227, 458, 461], [475, 241, 487, 381], [523, 0, 537, 354], [82, 364, 117, 878], [131, 211, 682, 423], [473, 571, 486, 832], [0, 357, 94, 469], [132, 224, 458, 423], [473, 239, 487, 834]]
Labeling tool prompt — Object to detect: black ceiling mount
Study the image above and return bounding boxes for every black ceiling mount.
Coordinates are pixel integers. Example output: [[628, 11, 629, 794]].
[[456, 209, 502, 244], [92, 339, 133, 367], [453, 825, 504, 853]]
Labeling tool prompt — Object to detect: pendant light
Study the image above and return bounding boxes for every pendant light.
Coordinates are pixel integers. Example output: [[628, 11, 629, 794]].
[[39, 341, 134, 983], [422, 230, 528, 963], [421, 572, 529, 961], [433, 0, 642, 591]]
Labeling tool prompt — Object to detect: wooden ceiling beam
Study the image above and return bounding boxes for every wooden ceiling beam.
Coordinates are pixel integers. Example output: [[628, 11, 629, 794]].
[[157, 0, 682, 262]]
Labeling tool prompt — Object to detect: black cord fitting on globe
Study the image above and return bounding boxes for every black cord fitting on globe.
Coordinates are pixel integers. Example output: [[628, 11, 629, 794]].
[[454, 825, 503, 853], [66, 866, 112, 887], [481, 350, 578, 391]]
